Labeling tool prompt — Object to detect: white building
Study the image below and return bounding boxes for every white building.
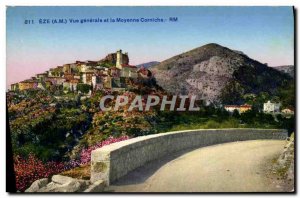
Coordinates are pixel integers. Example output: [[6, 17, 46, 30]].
[[263, 101, 281, 113], [92, 75, 103, 90]]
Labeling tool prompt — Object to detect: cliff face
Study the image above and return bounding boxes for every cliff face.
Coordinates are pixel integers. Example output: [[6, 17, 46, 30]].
[[273, 65, 294, 78], [98, 53, 129, 65], [151, 43, 291, 103]]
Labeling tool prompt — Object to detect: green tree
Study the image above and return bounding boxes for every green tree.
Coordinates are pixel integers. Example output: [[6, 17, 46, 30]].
[[232, 109, 240, 118], [243, 93, 256, 105], [220, 81, 245, 104], [277, 80, 295, 108], [77, 84, 91, 94]]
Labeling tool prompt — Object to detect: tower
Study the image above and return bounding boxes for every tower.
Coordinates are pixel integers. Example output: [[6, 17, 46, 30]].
[[116, 49, 123, 69]]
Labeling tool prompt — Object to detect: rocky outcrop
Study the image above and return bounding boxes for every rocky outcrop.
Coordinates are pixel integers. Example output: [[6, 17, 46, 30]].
[[98, 53, 129, 65], [273, 65, 294, 78], [25, 178, 49, 192], [271, 133, 294, 192], [276, 134, 294, 170], [151, 43, 291, 103], [25, 175, 105, 192]]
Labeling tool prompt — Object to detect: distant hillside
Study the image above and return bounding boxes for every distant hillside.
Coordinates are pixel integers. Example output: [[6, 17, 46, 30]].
[[136, 61, 160, 69], [273, 65, 294, 78], [151, 43, 292, 104]]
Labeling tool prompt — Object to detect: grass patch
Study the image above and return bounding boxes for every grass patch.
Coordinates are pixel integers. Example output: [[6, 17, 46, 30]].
[[60, 164, 91, 180], [166, 118, 269, 132]]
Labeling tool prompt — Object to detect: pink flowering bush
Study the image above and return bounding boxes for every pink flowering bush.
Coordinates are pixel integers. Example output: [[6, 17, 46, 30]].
[[79, 136, 129, 164], [14, 154, 66, 192], [13, 135, 130, 192]]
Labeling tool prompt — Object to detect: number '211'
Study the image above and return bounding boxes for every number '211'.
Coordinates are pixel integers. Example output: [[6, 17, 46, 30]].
[[24, 20, 34, 24]]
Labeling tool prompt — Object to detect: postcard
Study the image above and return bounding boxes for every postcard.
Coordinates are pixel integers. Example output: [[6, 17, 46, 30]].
[[6, 6, 295, 193]]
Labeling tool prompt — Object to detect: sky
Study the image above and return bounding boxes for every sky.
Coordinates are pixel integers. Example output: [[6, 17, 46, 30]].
[[6, 6, 294, 88]]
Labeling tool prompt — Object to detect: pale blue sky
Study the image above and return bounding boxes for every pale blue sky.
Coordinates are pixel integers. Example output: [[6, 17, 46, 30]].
[[6, 6, 294, 87]]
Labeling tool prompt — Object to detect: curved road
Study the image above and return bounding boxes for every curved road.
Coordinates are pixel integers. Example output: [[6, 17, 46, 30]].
[[105, 140, 286, 192]]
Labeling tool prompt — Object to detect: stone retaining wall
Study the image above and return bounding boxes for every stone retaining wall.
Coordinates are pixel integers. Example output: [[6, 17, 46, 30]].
[[91, 128, 287, 185]]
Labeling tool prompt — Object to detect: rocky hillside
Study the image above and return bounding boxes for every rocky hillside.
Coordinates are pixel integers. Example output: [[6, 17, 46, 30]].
[[273, 65, 294, 78], [136, 61, 160, 69], [151, 43, 291, 104]]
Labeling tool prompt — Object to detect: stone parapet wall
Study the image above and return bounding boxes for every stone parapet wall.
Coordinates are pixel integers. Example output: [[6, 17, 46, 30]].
[[91, 128, 287, 185]]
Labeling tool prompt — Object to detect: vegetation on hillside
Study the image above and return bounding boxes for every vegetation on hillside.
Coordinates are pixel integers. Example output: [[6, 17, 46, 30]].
[[6, 43, 295, 191], [221, 78, 295, 108]]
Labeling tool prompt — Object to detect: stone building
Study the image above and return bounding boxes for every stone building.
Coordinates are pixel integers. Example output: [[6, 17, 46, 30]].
[[63, 64, 72, 74], [114, 50, 129, 69], [77, 63, 92, 73], [263, 101, 281, 113], [110, 67, 121, 77], [64, 73, 74, 81], [114, 50, 138, 78], [36, 73, 47, 81], [69, 63, 78, 73], [10, 83, 19, 91], [63, 79, 79, 92], [92, 75, 104, 90], [103, 76, 112, 89], [46, 77, 66, 85], [18, 80, 38, 91], [82, 71, 95, 85], [120, 65, 138, 78]]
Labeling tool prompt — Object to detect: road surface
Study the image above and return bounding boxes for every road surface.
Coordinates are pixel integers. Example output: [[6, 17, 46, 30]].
[[105, 140, 286, 192]]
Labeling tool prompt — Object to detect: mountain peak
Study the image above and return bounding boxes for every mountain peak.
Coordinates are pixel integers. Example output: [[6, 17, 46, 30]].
[[151, 43, 290, 103], [202, 43, 224, 48], [153, 43, 241, 71]]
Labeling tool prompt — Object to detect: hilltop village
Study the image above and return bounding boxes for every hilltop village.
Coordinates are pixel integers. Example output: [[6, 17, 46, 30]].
[[10, 50, 152, 94]]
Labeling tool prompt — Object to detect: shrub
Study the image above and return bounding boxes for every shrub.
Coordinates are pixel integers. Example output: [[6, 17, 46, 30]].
[[13, 135, 129, 192], [13, 154, 66, 192], [77, 84, 91, 94], [204, 120, 220, 129]]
